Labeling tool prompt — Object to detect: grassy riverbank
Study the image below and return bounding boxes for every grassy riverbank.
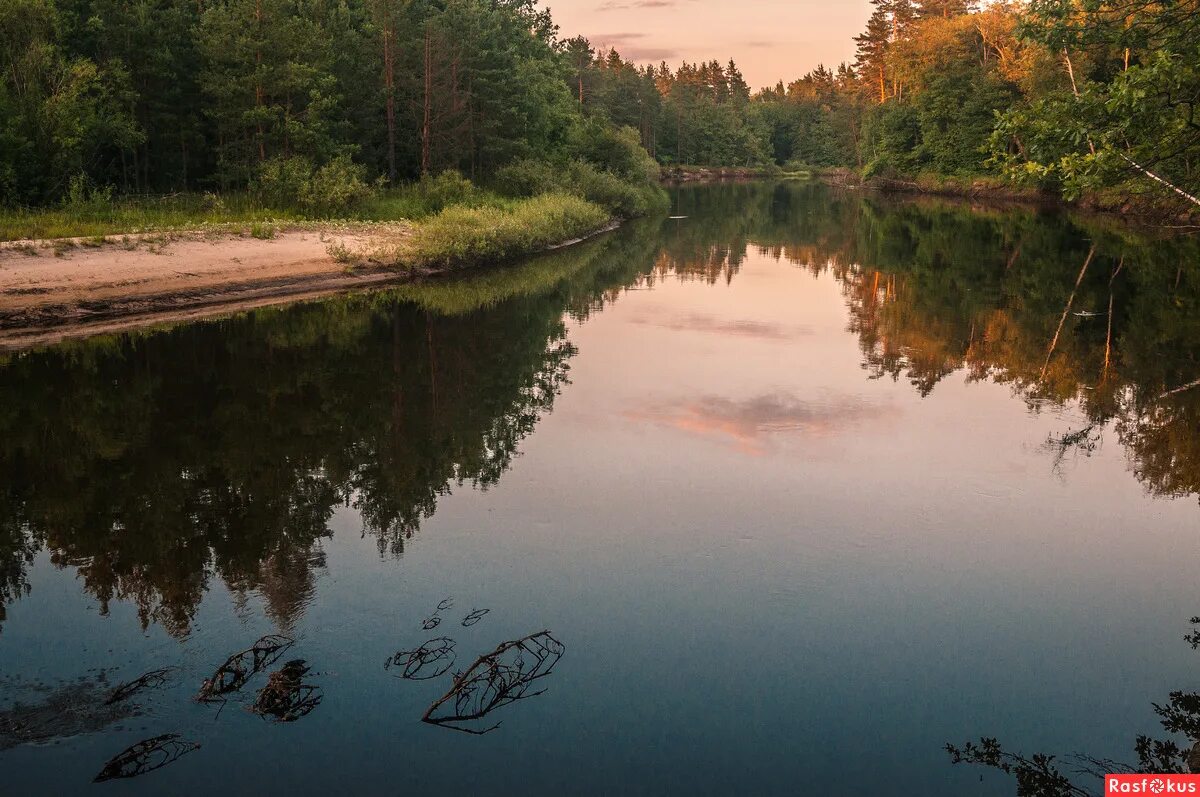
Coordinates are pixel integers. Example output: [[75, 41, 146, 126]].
[[0, 162, 667, 271], [815, 168, 1199, 225]]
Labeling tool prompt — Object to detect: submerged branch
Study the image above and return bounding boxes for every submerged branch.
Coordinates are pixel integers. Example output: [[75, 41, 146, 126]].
[[422, 630, 564, 734]]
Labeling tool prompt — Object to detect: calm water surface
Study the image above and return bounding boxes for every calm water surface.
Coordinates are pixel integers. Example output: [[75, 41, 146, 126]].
[[2, 183, 1200, 795]]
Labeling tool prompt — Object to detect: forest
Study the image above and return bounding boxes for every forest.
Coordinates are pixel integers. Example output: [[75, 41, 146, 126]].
[[2, 0, 1197, 219]]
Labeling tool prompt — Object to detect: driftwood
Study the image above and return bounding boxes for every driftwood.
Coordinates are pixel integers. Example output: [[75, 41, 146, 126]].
[[196, 635, 294, 702], [93, 734, 200, 782], [422, 631, 564, 735], [250, 660, 322, 723], [105, 667, 177, 706], [385, 637, 456, 680]]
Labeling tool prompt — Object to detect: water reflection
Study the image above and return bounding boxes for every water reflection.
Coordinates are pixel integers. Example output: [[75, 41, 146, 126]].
[[0, 181, 1198, 648], [0, 223, 661, 636], [626, 392, 895, 455], [950, 617, 1200, 795], [660, 182, 1200, 502]]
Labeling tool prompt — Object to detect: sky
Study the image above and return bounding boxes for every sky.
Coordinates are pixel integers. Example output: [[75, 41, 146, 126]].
[[545, 0, 875, 89]]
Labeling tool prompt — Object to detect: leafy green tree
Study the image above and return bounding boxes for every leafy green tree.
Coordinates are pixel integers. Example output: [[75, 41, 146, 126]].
[[990, 0, 1200, 209], [0, 0, 140, 203]]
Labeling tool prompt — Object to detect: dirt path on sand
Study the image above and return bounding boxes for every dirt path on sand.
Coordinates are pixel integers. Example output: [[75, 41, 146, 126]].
[[0, 225, 411, 351]]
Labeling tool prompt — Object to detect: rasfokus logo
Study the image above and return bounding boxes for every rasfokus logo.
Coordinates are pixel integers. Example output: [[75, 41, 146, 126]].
[[1107, 775, 1200, 794]]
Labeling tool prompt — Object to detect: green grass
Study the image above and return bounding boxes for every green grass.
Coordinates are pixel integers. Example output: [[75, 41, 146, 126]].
[[249, 222, 277, 240], [0, 166, 663, 244], [0, 185, 485, 243], [404, 193, 611, 269], [0, 193, 308, 242]]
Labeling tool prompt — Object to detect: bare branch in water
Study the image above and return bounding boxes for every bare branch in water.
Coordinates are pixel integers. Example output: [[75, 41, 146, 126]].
[[385, 638, 456, 680], [105, 667, 177, 706], [250, 660, 322, 723], [422, 631, 564, 735], [196, 635, 294, 702], [1041, 246, 1096, 382], [950, 618, 1200, 794], [93, 734, 200, 782]]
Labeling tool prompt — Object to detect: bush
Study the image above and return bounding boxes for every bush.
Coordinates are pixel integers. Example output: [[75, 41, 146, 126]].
[[305, 156, 375, 214], [255, 155, 375, 215], [407, 193, 609, 268], [61, 174, 115, 211], [566, 161, 663, 217], [566, 118, 660, 184], [415, 170, 480, 211], [491, 159, 560, 198], [492, 158, 666, 218]]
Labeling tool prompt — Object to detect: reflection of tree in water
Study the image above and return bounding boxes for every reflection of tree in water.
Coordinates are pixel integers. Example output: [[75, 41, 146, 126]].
[[2, 184, 1198, 637], [949, 618, 1200, 795], [650, 182, 1200, 505], [0, 516, 34, 632], [0, 222, 663, 636]]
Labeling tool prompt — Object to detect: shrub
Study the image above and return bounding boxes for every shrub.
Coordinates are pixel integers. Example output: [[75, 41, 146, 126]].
[[415, 170, 480, 211], [255, 155, 375, 215], [566, 118, 660, 184], [492, 159, 559, 198], [492, 158, 666, 218], [566, 161, 660, 217], [62, 173, 114, 211], [406, 193, 609, 268], [255, 156, 312, 206], [305, 156, 375, 214]]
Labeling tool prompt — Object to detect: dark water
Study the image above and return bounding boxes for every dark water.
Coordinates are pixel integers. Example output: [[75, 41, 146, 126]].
[[2, 182, 1200, 795]]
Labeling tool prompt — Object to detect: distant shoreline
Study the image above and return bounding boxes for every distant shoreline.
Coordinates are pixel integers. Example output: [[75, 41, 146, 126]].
[[814, 168, 1199, 228]]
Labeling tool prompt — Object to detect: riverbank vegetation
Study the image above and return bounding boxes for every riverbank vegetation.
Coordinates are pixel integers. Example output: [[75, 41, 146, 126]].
[[567, 0, 1199, 219], [0, 0, 665, 253], [2, 0, 1195, 243]]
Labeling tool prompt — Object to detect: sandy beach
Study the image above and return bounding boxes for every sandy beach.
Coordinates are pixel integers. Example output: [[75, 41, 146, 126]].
[[0, 226, 412, 350]]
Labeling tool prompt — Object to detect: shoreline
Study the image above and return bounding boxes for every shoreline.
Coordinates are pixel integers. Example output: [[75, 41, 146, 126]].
[[815, 168, 1200, 227], [0, 219, 620, 353]]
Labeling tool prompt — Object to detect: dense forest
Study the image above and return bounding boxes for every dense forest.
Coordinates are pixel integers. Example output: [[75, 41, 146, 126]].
[[2, 0, 1197, 213]]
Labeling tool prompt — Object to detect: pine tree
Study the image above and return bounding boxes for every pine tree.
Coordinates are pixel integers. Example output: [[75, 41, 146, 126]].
[[855, 1, 893, 103], [915, 0, 976, 19], [727, 60, 750, 107], [562, 36, 594, 106]]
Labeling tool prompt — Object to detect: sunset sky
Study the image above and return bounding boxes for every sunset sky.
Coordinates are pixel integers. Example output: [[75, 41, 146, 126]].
[[546, 0, 875, 89]]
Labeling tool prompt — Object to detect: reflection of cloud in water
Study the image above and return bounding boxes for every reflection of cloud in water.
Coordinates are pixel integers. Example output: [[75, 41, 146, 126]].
[[627, 392, 894, 454], [630, 310, 811, 341]]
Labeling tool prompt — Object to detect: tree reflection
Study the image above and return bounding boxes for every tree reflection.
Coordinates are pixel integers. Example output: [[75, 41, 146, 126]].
[[1, 182, 1198, 637], [949, 618, 1200, 795], [0, 222, 662, 635], [647, 181, 1200, 505]]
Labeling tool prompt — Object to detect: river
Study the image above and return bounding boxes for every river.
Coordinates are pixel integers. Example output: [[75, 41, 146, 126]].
[[2, 182, 1199, 795]]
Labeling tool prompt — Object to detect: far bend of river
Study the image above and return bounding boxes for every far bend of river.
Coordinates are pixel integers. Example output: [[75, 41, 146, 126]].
[[3, 182, 1200, 795]]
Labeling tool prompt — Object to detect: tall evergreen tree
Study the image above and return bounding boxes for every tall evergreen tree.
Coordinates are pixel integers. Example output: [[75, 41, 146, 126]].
[[855, 1, 893, 103]]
